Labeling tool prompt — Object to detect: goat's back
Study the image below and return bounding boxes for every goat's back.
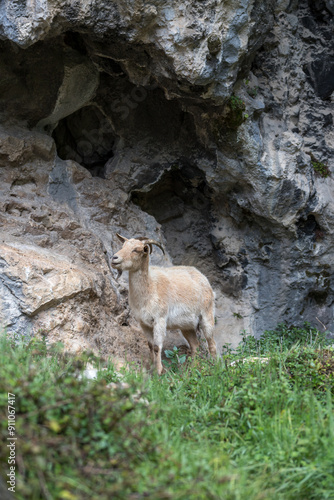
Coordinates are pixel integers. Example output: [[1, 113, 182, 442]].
[[149, 265, 214, 310]]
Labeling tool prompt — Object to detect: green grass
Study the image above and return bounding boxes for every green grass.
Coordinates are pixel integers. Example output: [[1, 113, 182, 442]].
[[1, 325, 334, 499]]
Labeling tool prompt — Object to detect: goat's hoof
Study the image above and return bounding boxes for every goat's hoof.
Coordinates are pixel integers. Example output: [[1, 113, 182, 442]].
[[157, 366, 165, 376]]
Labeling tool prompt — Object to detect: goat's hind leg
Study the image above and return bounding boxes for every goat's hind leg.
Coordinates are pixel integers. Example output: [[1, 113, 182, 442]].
[[147, 341, 155, 364], [199, 311, 217, 358], [182, 330, 199, 358], [140, 323, 155, 366]]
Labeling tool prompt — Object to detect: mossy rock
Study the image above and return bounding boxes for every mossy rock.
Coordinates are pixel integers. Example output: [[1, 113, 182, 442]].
[[310, 153, 330, 178], [225, 95, 246, 130], [207, 34, 221, 55]]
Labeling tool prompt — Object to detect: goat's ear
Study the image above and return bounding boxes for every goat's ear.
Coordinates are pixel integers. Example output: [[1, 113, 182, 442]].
[[116, 233, 128, 243], [143, 244, 150, 255]]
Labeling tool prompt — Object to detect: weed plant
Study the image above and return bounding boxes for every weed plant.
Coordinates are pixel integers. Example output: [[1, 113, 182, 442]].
[[1, 324, 334, 499], [310, 153, 331, 178]]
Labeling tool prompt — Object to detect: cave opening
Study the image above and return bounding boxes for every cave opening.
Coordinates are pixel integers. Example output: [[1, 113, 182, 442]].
[[131, 161, 211, 224], [52, 105, 115, 178]]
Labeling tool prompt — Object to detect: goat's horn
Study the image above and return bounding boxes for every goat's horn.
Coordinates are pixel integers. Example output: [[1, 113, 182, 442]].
[[116, 233, 128, 243], [134, 236, 165, 254], [144, 239, 165, 255]]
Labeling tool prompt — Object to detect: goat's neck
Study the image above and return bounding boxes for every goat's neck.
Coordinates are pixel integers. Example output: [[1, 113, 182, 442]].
[[128, 261, 151, 308]]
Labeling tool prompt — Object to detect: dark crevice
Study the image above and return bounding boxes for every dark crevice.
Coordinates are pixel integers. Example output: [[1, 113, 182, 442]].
[[308, 0, 333, 23], [52, 105, 115, 178], [307, 290, 329, 305], [297, 214, 323, 239], [91, 55, 126, 77], [303, 60, 334, 100], [63, 31, 88, 55]]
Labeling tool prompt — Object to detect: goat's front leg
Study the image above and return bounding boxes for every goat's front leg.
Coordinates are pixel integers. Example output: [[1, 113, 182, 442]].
[[153, 318, 166, 375]]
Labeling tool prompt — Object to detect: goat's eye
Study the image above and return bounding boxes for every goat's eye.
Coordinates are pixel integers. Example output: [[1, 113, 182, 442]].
[[132, 248, 142, 253]]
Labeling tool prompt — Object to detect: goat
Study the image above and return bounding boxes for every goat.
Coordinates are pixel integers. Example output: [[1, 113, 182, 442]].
[[111, 234, 217, 374]]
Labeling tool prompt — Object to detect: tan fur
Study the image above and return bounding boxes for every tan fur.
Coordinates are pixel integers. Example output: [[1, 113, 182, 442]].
[[112, 237, 217, 374]]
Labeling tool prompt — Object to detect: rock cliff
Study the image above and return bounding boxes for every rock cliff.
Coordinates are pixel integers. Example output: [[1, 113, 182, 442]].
[[0, 0, 333, 357]]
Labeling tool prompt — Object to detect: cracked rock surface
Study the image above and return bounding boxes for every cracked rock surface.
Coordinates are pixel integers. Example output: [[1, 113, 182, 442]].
[[0, 0, 333, 360]]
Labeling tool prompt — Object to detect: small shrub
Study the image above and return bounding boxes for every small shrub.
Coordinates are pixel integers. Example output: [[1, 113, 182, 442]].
[[163, 346, 186, 371], [284, 348, 334, 395], [310, 154, 330, 178], [96, 360, 120, 384], [226, 94, 246, 129], [229, 94, 245, 111], [233, 312, 243, 319], [0, 334, 157, 500], [235, 322, 331, 357]]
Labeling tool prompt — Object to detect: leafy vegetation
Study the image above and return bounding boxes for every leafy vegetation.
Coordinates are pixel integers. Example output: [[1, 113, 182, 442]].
[[163, 346, 187, 371], [229, 94, 245, 112], [246, 86, 258, 98], [1, 324, 334, 499], [233, 312, 243, 319], [235, 322, 332, 356], [226, 94, 247, 129], [310, 153, 331, 178]]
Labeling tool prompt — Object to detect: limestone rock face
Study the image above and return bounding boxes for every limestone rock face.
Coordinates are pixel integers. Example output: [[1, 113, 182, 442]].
[[0, 0, 333, 358], [0, 124, 164, 358], [0, 0, 274, 101]]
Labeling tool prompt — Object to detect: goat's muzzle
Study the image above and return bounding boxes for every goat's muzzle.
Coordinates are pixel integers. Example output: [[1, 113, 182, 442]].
[[111, 255, 122, 267]]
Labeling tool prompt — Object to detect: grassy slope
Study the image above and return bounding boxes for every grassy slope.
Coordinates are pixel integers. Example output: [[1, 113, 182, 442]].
[[0, 325, 334, 500]]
